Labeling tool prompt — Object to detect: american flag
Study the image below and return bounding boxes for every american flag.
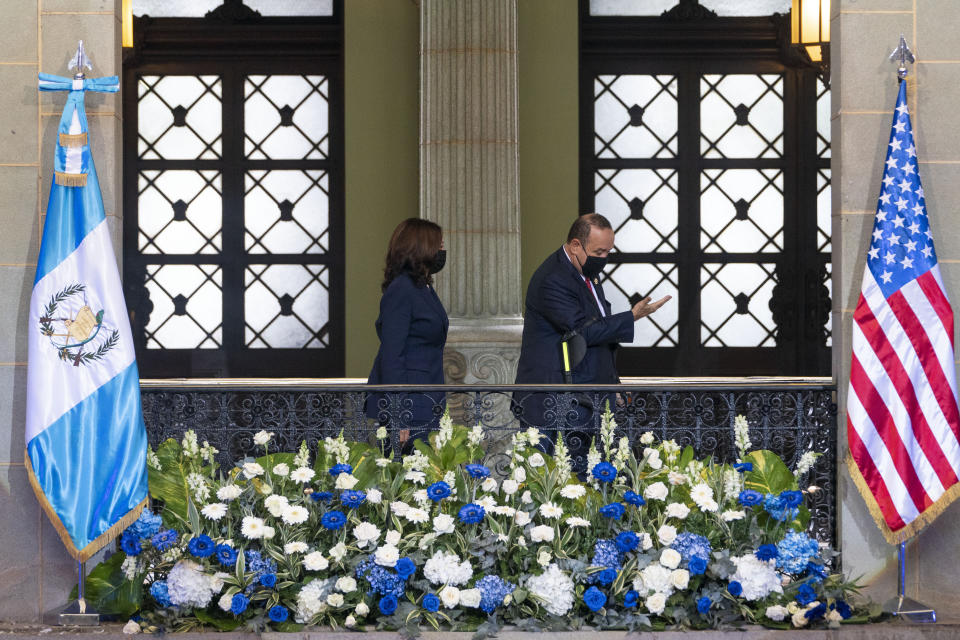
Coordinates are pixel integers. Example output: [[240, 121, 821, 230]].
[[847, 80, 960, 543]]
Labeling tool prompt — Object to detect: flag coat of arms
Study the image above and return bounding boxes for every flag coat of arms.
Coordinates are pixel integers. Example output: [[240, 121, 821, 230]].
[[847, 80, 960, 544], [25, 68, 148, 561]]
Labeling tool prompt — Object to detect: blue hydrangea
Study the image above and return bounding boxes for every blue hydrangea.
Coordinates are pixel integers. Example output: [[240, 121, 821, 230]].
[[149, 580, 171, 607], [427, 481, 452, 502], [465, 464, 490, 479], [120, 532, 142, 556], [356, 559, 407, 597], [458, 503, 485, 524], [151, 529, 177, 552], [230, 592, 249, 615], [322, 510, 347, 530], [615, 531, 639, 552], [188, 534, 215, 558], [591, 539, 622, 570], [268, 605, 288, 622], [475, 575, 515, 614], [126, 510, 163, 539], [591, 461, 617, 483], [244, 550, 277, 593], [599, 502, 625, 520], [763, 493, 799, 522], [776, 531, 820, 574], [329, 463, 353, 476], [671, 532, 712, 567], [215, 544, 238, 567], [340, 490, 366, 509]]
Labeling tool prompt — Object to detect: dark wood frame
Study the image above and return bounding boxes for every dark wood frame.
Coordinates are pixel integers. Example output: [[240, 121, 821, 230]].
[[122, 1, 345, 377], [579, 0, 831, 376]]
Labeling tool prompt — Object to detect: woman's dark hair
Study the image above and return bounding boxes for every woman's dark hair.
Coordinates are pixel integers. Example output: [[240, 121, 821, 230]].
[[382, 218, 443, 291]]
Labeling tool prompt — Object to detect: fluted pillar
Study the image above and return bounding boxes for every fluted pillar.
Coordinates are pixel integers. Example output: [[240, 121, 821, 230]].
[[420, 0, 523, 385]]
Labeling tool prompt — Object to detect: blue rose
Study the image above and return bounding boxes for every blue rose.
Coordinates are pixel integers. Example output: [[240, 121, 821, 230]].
[[733, 462, 753, 473], [458, 503, 486, 524], [311, 491, 333, 503], [796, 582, 816, 605], [599, 502, 625, 520], [395, 557, 416, 580], [188, 534, 215, 558], [615, 531, 639, 552], [780, 490, 804, 508], [834, 600, 852, 619], [738, 489, 763, 507], [341, 490, 366, 509], [422, 593, 440, 612], [754, 544, 779, 561], [120, 532, 142, 556], [594, 568, 617, 586], [623, 490, 646, 506], [151, 529, 178, 552], [427, 481, 452, 502], [230, 592, 249, 615], [688, 556, 707, 576], [260, 573, 277, 588], [728, 581, 743, 597], [624, 590, 639, 608], [465, 464, 490, 479], [329, 463, 353, 476], [591, 461, 617, 483], [583, 586, 607, 612], [321, 510, 347, 530], [216, 544, 238, 567], [805, 602, 827, 620], [268, 605, 288, 623], [379, 594, 399, 615], [697, 596, 712, 614]]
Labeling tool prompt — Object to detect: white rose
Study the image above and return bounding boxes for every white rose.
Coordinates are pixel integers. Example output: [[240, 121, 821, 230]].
[[353, 522, 381, 548], [657, 524, 677, 546], [201, 503, 228, 521], [356, 601, 370, 616], [521, 490, 533, 504], [303, 551, 329, 571], [827, 609, 843, 623], [216, 485, 242, 501], [242, 462, 264, 479], [272, 463, 290, 477], [565, 516, 590, 527], [218, 593, 233, 612], [344, 614, 356, 628], [405, 508, 429, 524], [366, 488, 383, 504], [264, 494, 289, 517], [433, 513, 455, 534], [792, 610, 810, 627], [391, 501, 411, 516], [290, 467, 315, 483], [501, 479, 519, 495], [514, 510, 531, 526], [644, 481, 668, 501], [527, 453, 546, 468], [641, 532, 653, 550], [722, 509, 746, 521], [646, 592, 667, 615], [660, 548, 682, 570], [122, 620, 141, 635], [669, 569, 689, 589], [513, 467, 527, 483], [459, 588, 482, 608], [253, 430, 273, 445], [640, 431, 654, 445], [327, 593, 344, 607], [559, 484, 586, 499], [336, 576, 357, 593], [530, 524, 555, 542], [336, 473, 359, 490], [439, 585, 460, 609], [284, 541, 308, 554], [537, 549, 552, 567], [329, 542, 347, 562], [665, 502, 690, 520], [281, 505, 309, 525], [375, 544, 400, 567], [385, 530, 402, 546], [261, 526, 275, 540], [765, 604, 788, 621], [481, 477, 498, 493]]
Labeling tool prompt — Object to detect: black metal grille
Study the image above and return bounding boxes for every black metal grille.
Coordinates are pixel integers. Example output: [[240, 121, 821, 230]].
[[141, 381, 837, 546]]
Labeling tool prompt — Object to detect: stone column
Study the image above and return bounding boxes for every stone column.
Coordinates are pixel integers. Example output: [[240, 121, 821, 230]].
[[419, 0, 524, 388]]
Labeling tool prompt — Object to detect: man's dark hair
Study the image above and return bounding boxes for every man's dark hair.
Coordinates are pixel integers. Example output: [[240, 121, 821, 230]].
[[566, 213, 612, 245]]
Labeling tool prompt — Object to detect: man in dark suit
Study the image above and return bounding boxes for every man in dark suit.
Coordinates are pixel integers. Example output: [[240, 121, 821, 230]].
[[514, 214, 669, 458]]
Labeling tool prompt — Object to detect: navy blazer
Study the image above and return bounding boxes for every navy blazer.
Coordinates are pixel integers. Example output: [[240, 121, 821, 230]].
[[366, 273, 449, 425], [515, 247, 634, 386]]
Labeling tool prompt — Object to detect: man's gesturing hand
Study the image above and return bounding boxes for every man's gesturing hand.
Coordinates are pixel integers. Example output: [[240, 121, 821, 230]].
[[630, 295, 671, 321]]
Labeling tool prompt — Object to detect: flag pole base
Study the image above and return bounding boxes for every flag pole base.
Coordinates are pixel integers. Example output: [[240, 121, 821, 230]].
[[44, 599, 100, 627], [883, 595, 937, 623]]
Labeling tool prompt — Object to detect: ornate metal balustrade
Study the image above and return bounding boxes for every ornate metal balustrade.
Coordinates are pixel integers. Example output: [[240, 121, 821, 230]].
[[140, 379, 836, 544]]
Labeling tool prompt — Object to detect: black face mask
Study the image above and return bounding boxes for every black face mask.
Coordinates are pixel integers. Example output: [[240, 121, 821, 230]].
[[574, 244, 606, 280], [429, 249, 447, 274]]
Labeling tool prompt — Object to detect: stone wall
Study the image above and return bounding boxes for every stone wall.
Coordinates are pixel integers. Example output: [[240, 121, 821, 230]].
[[834, 0, 960, 616]]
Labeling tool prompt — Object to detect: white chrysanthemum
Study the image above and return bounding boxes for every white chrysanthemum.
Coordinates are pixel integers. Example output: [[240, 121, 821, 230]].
[[700, 498, 719, 512], [405, 507, 429, 524], [646, 592, 667, 614], [689, 483, 714, 508], [433, 513, 455, 534], [303, 551, 329, 571], [492, 505, 516, 517], [353, 522, 381, 548], [201, 502, 227, 521], [242, 462, 264, 479], [335, 473, 359, 490], [657, 523, 677, 545], [272, 462, 290, 477], [264, 494, 289, 518], [216, 484, 242, 502], [282, 505, 309, 525], [644, 481, 668, 501], [559, 484, 586, 499], [336, 576, 357, 593], [501, 479, 519, 495], [660, 548, 682, 569], [241, 516, 265, 539], [390, 501, 411, 516], [285, 541, 309, 554], [722, 509, 746, 521], [439, 585, 460, 608], [766, 604, 789, 621], [366, 488, 383, 504], [638, 562, 674, 596], [405, 470, 426, 484], [665, 502, 690, 519], [538, 502, 563, 519], [295, 577, 335, 623], [375, 457, 391, 468], [565, 516, 590, 527], [166, 560, 219, 608], [424, 550, 473, 586], [530, 524, 555, 542], [283, 465, 310, 483], [329, 542, 347, 562], [385, 530, 402, 546], [374, 544, 400, 567], [253, 430, 273, 446], [730, 554, 783, 601], [527, 564, 575, 617]]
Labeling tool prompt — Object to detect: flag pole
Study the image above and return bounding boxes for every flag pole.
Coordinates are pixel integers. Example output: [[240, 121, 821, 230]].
[[877, 37, 935, 623]]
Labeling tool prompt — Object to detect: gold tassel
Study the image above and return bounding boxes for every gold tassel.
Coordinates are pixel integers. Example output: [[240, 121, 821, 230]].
[[25, 449, 148, 562], [846, 453, 960, 545], [55, 171, 87, 187], [58, 132, 87, 147]]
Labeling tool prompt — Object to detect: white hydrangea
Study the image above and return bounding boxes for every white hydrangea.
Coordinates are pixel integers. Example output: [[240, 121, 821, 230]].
[[559, 484, 586, 499], [201, 503, 227, 521], [424, 550, 473, 586], [295, 578, 336, 623], [526, 564, 575, 617], [730, 554, 783, 601], [637, 562, 674, 596], [166, 560, 220, 608]]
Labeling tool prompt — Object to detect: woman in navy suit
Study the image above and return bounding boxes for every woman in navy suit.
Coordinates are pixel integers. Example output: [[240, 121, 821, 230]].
[[366, 218, 449, 448]]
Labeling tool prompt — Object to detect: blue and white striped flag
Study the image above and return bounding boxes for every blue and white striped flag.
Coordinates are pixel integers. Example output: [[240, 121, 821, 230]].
[[26, 70, 148, 561]]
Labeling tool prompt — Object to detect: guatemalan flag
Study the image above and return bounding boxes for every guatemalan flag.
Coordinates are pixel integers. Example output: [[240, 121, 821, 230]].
[[25, 66, 148, 561], [847, 80, 960, 544]]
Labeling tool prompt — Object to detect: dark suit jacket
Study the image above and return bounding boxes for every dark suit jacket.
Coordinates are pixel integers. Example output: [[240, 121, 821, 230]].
[[366, 273, 449, 425], [516, 247, 634, 385]]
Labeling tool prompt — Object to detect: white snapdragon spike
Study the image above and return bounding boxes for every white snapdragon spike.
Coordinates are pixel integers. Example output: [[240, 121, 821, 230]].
[[600, 407, 617, 458], [554, 433, 572, 483], [794, 451, 819, 478], [559, 484, 586, 499], [201, 503, 228, 521], [436, 411, 454, 448], [182, 431, 199, 457], [147, 449, 162, 471], [293, 441, 311, 468], [253, 430, 273, 446], [614, 436, 630, 470], [284, 541, 308, 554], [662, 439, 680, 461], [303, 551, 329, 571], [733, 415, 752, 457], [468, 424, 484, 447], [200, 441, 218, 463], [525, 427, 542, 446], [324, 433, 350, 463], [586, 446, 602, 488], [723, 468, 742, 497], [291, 467, 315, 483], [272, 462, 290, 477]]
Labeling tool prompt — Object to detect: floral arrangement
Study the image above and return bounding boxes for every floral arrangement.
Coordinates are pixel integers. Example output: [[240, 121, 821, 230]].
[[88, 410, 876, 636]]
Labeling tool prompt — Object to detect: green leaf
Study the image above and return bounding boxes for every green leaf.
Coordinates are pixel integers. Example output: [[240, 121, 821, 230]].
[[187, 496, 201, 534], [148, 439, 192, 529], [742, 450, 797, 495], [71, 552, 142, 617], [195, 608, 243, 631]]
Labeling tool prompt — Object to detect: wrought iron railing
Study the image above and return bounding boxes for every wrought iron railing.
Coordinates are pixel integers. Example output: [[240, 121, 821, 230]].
[[140, 379, 837, 545]]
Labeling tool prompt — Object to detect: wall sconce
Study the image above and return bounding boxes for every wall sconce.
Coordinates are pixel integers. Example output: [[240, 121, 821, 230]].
[[122, 0, 133, 48], [791, 0, 830, 65]]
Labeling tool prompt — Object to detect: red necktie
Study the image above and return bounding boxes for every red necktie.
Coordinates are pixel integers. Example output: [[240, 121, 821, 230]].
[[584, 277, 594, 294]]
